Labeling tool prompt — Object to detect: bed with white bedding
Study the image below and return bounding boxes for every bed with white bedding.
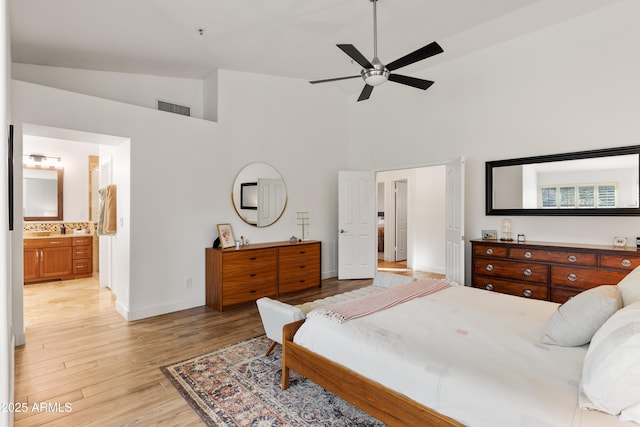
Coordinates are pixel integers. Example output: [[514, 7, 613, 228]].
[[282, 276, 640, 426]]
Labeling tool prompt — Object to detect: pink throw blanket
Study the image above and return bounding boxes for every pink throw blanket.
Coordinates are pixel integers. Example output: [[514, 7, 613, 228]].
[[308, 278, 451, 323]]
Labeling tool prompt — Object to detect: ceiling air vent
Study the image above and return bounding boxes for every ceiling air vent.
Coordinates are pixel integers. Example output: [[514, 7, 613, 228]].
[[157, 100, 191, 117]]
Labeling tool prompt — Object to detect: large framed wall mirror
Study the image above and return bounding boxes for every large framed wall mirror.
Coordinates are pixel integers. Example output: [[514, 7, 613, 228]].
[[23, 165, 64, 221], [232, 162, 287, 227], [486, 145, 640, 216]]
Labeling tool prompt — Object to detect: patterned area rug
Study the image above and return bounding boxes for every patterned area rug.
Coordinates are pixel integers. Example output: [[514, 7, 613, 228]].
[[161, 335, 385, 426]]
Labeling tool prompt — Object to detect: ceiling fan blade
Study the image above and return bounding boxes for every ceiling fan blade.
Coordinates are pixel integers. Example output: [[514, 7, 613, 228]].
[[357, 84, 374, 102], [388, 74, 434, 90], [337, 44, 374, 69], [386, 41, 443, 71], [309, 75, 361, 84]]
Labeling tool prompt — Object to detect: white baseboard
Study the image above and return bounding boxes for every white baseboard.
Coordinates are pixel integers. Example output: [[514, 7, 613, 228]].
[[13, 330, 25, 347], [123, 297, 204, 321]]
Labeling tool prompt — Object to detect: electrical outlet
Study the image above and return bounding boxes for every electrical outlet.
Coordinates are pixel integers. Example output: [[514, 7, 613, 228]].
[[184, 276, 192, 288]]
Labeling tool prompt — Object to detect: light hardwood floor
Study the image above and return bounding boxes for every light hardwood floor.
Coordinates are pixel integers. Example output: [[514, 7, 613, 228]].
[[15, 268, 440, 426]]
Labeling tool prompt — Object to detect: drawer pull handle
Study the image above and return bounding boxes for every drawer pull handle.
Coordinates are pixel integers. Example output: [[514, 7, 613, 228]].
[[250, 257, 257, 260], [523, 268, 533, 276], [523, 289, 533, 298], [299, 265, 305, 269], [299, 251, 306, 254], [622, 259, 632, 267], [250, 273, 257, 277], [524, 251, 532, 259], [485, 264, 494, 271], [250, 290, 257, 293], [567, 255, 577, 263], [568, 273, 578, 282], [299, 280, 306, 283], [485, 248, 493, 255], [485, 284, 494, 291]]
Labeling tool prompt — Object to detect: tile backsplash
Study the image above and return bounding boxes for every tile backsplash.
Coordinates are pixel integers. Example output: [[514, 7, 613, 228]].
[[24, 222, 96, 235]]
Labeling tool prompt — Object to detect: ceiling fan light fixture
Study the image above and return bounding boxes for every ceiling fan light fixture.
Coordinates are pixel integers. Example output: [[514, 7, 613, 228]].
[[362, 68, 389, 86]]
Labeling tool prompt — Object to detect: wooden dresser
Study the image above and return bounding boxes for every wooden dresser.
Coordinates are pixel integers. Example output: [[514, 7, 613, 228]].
[[471, 239, 640, 303], [205, 240, 321, 311], [24, 235, 94, 284]]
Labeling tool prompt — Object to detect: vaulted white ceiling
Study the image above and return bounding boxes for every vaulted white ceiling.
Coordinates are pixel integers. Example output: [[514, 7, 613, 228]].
[[9, 0, 619, 87]]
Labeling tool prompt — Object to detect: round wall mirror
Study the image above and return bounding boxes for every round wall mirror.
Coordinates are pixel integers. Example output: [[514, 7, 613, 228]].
[[232, 162, 287, 227]]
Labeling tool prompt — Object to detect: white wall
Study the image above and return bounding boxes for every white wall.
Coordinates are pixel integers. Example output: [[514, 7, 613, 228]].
[[411, 166, 446, 274], [347, 0, 640, 283], [13, 64, 206, 120], [377, 166, 446, 274]]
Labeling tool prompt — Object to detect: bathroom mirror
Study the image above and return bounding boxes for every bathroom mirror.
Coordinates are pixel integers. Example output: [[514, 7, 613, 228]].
[[23, 165, 64, 221], [486, 145, 640, 216], [232, 162, 287, 227]]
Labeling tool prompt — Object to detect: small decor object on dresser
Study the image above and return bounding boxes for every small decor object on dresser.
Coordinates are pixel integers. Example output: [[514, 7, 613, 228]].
[[613, 236, 627, 247], [482, 229, 497, 240], [216, 223, 235, 248]]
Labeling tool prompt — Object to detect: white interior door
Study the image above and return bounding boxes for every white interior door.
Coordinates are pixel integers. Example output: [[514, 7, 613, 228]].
[[338, 171, 376, 279], [445, 156, 465, 284], [394, 180, 408, 261], [257, 178, 285, 227]]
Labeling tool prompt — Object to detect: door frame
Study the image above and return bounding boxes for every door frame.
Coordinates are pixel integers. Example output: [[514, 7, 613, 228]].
[[374, 158, 464, 280]]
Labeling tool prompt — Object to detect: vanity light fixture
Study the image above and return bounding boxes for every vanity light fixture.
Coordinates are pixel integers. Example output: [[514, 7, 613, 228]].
[[24, 154, 63, 169]]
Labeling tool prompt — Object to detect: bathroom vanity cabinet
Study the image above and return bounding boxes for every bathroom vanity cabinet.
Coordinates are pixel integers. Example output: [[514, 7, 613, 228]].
[[24, 236, 94, 284]]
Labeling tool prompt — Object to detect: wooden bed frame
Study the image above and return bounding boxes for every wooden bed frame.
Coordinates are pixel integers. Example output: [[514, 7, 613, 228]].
[[282, 320, 463, 427]]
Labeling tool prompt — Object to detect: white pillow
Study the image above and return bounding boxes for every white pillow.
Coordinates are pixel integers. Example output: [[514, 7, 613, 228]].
[[541, 285, 622, 347], [579, 300, 640, 415], [616, 265, 640, 306], [620, 402, 640, 424]]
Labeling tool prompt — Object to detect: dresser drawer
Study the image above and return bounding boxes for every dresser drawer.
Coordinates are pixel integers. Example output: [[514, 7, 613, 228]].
[[473, 244, 507, 258], [473, 258, 548, 284], [223, 266, 277, 288], [223, 281, 277, 306], [600, 254, 640, 271], [550, 287, 583, 304], [72, 245, 92, 259], [279, 267, 321, 293], [509, 248, 596, 267], [73, 259, 92, 275], [551, 266, 628, 290], [24, 238, 71, 248], [473, 275, 548, 300], [222, 249, 277, 277], [73, 236, 92, 246], [279, 243, 320, 263]]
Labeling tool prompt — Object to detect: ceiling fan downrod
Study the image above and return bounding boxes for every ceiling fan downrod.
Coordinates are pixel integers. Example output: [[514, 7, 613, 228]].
[[362, 0, 389, 86]]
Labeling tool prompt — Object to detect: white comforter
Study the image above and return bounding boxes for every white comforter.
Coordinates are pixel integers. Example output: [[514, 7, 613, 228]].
[[294, 285, 633, 426]]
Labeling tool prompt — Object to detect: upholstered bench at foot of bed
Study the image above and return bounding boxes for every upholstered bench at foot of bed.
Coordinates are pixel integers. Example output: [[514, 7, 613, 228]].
[[256, 272, 416, 356]]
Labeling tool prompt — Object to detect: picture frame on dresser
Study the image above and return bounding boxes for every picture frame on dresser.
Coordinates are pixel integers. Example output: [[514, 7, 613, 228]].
[[482, 229, 497, 240], [216, 223, 235, 248]]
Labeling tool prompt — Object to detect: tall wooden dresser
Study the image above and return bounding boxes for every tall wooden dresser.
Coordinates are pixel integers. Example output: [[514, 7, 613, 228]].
[[471, 239, 640, 303], [205, 240, 321, 311]]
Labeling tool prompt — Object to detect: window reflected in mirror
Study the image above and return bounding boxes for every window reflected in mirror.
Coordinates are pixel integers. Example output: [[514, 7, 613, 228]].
[[487, 146, 640, 216]]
